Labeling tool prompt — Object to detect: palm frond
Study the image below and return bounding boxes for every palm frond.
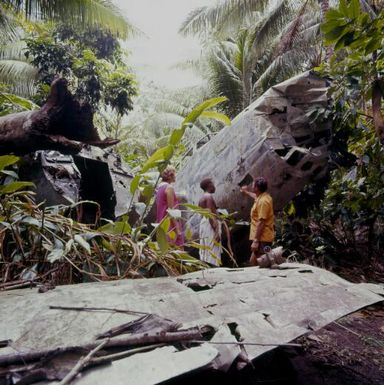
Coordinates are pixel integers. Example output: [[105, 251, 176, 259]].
[[0, 4, 20, 44], [0, 59, 38, 97], [154, 98, 191, 118], [253, 46, 318, 98], [277, 0, 312, 55], [208, 46, 244, 117], [179, 0, 269, 37], [246, 0, 294, 63], [4, 0, 139, 38], [143, 112, 184, 138], [171, 58, 209, 78], [0, 40, 27, 61]]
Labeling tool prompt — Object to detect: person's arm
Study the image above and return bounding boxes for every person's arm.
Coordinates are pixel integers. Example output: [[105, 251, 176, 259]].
[[240, 185, 257, 200], [165, 185, 175, 208], [166, 185, 181, 233]]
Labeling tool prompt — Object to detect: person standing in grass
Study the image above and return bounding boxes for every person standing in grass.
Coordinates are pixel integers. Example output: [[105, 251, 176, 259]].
[[240, 177, 274, 265], [155, 165, 184, 248], [198, 178, 222, 266]]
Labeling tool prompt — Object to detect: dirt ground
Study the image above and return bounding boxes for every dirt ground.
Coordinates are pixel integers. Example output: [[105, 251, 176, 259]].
[[289, 303, 384, 385], [165, 302, 384, 385]]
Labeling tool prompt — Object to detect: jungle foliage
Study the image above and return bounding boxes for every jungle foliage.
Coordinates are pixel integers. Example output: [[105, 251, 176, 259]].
[[0, 95, 230, 285], [1, 0, 384, 285], [24, 24, 137, 114], [279, 0, 384, 278]]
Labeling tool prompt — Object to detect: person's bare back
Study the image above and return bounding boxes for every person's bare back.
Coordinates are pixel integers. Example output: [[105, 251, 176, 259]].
[[199, 192, 217, 213]]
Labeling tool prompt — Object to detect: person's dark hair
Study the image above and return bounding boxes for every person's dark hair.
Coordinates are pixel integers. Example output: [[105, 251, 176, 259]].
[[253, 177, 268, 192], [200, 177, 213, 191]]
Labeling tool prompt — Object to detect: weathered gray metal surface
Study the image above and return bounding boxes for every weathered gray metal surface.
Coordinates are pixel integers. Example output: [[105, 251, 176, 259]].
[[24, 148, 135, 220], [0, 264, 382, 384], [73, 147, 135, 218], [176, 71, 332, 218]]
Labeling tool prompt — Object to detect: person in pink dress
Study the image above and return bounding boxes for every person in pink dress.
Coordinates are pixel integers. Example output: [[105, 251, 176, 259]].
[[155, 166, 184, 248]]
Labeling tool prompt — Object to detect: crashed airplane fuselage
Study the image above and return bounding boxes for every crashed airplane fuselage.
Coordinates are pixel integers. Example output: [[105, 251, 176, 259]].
[[176, 71, 332, 218]]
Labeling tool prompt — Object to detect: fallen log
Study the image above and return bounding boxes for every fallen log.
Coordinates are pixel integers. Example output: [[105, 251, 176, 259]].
[[0, 78, 118, 155]]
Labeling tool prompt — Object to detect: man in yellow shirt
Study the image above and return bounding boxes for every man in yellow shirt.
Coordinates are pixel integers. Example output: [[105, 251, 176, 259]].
[[240, 177, 274, 266]]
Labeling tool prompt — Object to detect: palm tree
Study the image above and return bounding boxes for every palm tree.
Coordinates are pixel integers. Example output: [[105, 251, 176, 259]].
[[0, 1, 139, 98], [181, 0, 322, 117], [1, 0, 138, 38]]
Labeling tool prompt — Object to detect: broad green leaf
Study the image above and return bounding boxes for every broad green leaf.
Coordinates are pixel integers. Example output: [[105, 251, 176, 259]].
[[160, 217, 171, 232], [348, 0, 360, 19], [324, 25, 349, 42], [0, 155, 19, 172], [324, 9, 345, 23], [321, 19, 349, 35], [141, 145, 174, 172], [0, 93, 38, 111], [188, 241, 211, 250], [130, 175, 141, 194], [183, 203, 213, 218], [200, 111, 231, 126], [142, 184, 155, 199], [339, 0, 348, 15], [101, 239, 114, 252], [285, 202, 296, 216], [168, 230, 177, 241], [156, 226, 169, 253], [169, 127, 186, 146], [98, 221, 131, 235], [185, 226, 193, 241], [365, 37, 382, 55], [0, 181, 34, 194], [334, 32, 355, 50], [183, 97, 227, 125]]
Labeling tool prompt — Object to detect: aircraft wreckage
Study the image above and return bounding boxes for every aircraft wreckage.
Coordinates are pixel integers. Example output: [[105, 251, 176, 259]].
[[0, 264, 383, 384], [176, 71, 332, 218], [0, 72, 332, 226]]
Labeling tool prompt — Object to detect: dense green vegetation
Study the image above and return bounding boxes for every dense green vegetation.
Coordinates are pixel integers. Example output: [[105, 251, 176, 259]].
[[0, 0, 383, 284]]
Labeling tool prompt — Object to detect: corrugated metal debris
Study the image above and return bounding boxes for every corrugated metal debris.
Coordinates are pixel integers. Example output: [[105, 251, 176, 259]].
[[0, 264, 383, 384]]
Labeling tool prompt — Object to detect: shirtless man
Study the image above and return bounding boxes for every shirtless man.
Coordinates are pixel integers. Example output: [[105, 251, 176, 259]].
[[198, 178, 222, 266]]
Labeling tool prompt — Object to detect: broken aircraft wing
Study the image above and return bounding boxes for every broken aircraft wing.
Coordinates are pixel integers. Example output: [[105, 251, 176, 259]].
[[0, 264, 383, 384]]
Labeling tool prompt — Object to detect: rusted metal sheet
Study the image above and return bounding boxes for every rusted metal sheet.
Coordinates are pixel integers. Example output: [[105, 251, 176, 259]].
[[176, 71, 332, 218], [0, 264, 382, 384]]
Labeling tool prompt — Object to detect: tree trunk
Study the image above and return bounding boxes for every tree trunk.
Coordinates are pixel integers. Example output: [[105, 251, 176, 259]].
[[0, 78, 118, 155]]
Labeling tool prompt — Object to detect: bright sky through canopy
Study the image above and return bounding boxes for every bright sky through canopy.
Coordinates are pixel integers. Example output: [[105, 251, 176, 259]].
[[115, 0, 214, 89]]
